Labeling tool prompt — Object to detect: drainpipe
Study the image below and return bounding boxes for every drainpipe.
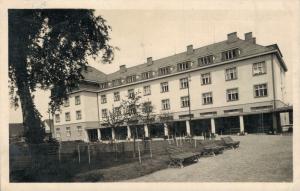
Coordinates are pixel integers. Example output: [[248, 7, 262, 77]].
[[96, 92, 101, 140], [271, 54, 278, 133]]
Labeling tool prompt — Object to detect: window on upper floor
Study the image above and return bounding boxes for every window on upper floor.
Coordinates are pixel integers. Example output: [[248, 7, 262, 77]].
[[181, 96, 190, 108], [180, 78, 189, 89], [142, 101, 153, 113], [126, 75, 137, 83], [102, 109, 108, 118], [101, 95, 107, 104], [112, 79, 122, 87], [225, 67, 237, 81], [128, 89, 135, 99], [177, 61, 191, 71], [161, 99, 170, 110], [56, 128, 61, 138], [254, 83, 268, 97], [99, 82, 108, 89], [55, 114, 60, 123], [222, 48, 240, 61], [160, 82, 169, 93], [114, 92, 120, 101], [77, 126, 83, 136], [76, 110, 82, 120], [159, 66, 171, 76], [65, 112, 71, 121], [63, 98, 70, 107], [227, 88, 239, 101], [198, 55, 214, 66], [253, 61, 266, 76], [75, 95, 81, 105], [143, 85, 151, 96], [202, 92, 213, 105], [141, 71, 153, 80], [66, 127, 71, 137], [201, 73, 211, 85]]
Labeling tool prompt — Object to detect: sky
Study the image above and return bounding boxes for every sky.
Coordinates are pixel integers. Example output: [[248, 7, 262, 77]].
[[9, 6, 297, 123]]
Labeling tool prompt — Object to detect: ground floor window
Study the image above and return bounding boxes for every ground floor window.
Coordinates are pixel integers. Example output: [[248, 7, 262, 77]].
[[87, 129, 98, 142], [149, 123, 165, 138], [114, 126, 127, 140]]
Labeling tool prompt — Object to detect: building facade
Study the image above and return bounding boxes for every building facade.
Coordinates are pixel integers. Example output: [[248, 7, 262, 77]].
[[53, 32, 290, 142]]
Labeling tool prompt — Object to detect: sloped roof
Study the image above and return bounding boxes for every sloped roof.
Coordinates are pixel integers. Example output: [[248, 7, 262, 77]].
[[81, 35, 285, 84], [81, 66, 107, 82]]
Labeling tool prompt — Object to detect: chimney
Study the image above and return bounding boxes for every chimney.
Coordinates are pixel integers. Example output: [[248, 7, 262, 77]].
[[120, 65, 126, 73], [227, 32, 238, 42], [147, 57, 153, 65], [244, 32, 256, 44], [187, 45, 193, 55]]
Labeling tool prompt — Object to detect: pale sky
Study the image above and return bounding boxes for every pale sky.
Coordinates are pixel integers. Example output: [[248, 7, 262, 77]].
[[9, 8, 296, 123]]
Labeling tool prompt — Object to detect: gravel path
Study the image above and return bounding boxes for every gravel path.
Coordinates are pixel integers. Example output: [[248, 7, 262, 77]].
[[128, 135, 292, 182]]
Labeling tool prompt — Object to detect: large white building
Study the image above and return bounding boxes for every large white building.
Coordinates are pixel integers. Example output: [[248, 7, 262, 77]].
[[53, 32, 291, 142]]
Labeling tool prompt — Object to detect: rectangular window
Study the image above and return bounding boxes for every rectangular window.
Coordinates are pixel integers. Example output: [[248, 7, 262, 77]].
[[201, 73, 211, 85], [253, 62, 266, 75], [198, 55, 214, 66], [129, 105, 136, 114], [177, 61, 191, 71], [227, 88, 239, 101], [181, 96, 190, 108], [114, 92, 120, 101], [225, 67, 237, 81], [99, 82, 108, 89], [180, 78, 189, 89], [56, 128, 61, 138], [75, 95, 81, 105], [76, 110, 82, 120], [55, 114, 60, 123], [202, 92, 213, 105], [113, 107, 121, 115], [254, 84, 268, 97], [141, 71, 153, 80], [158, 66, 171, 76], [161, 99, 170, 110], [77, 126, 82, 136], [112, 79, 122, 87], [222, 48, 239, 61], [143, 101, 153, 113], [128, 89, 135, 99], [101, 95, 107, 104], [160, 82, 169, 93], [102, 109, 108, 118], [126, 75, 137, 83], [64, 98, 70, 107], [66, 127, 71, 137], [143, 85, 151, 96], [65, 112, 71, 121]]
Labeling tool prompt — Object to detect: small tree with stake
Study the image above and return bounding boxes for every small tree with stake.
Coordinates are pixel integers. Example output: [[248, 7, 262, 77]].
[[141, 100, 156, 139], [102, 105, 124, 141]]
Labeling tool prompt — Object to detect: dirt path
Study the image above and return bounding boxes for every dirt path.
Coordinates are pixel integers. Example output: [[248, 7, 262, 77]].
[[128, 135, 292, 182]]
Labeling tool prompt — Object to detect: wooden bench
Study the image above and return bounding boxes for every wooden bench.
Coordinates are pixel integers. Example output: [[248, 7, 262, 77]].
[[166, 145, 200, 168], [221, 136, 240, 149], [201, 142, 225, 156]]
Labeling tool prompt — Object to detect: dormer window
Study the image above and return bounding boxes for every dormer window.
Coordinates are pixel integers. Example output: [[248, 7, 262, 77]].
[[177, 61, 191, 71], [222, 48, 240, 61], [126, 75, 137, 83], [112, 79, 122, 87], [141, 71, 153, 80], [99, 82, 108, 89], [198, 55, 214, 66], [158, 66, 171, 76]]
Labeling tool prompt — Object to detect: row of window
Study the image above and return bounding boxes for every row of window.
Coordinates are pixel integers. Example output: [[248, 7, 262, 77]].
[[100, 62, 267, 104], [55, 110, 82, 123], [63, 95, 81, 107], [98, 48, 250, 89], [55, 126, 83, 138], [100, 84, 268, 116]]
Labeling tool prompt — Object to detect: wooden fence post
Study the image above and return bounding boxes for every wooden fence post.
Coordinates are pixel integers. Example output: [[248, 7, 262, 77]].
[[78, 144, 81, 164], [58, 142, 61, 163], [194, 138, 197, 148], [88, 144, 91, 164], [149, 140, 152, 159]]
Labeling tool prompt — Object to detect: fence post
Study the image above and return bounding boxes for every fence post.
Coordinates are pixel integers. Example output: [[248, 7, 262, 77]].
[[137, 140, 142, 164], [175, 136, 178, 147], [149, 140, 152, 159], [88, 144, 91, 164], [115, 142, 118, 161], [78, 144, 81, 164], [58, 142, 61, 163], [194, 138, 196, 148]]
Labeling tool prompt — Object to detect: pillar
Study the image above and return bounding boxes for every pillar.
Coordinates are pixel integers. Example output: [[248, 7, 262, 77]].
[[127, 125, 131, 139], [210, 118, 216, 134], [164, 123, 169, 136], [239, 115, 245, 133], [186, 120, 191, 136], [144, 124, 149, 138], [272, 112, 279, 134], [84, 129, 89, 142], [97, 128, 101, 141], [111, 128, 116, 140]]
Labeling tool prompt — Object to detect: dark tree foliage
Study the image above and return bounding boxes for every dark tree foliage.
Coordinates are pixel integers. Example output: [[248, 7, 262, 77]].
[[9, 9, 114, 143]]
